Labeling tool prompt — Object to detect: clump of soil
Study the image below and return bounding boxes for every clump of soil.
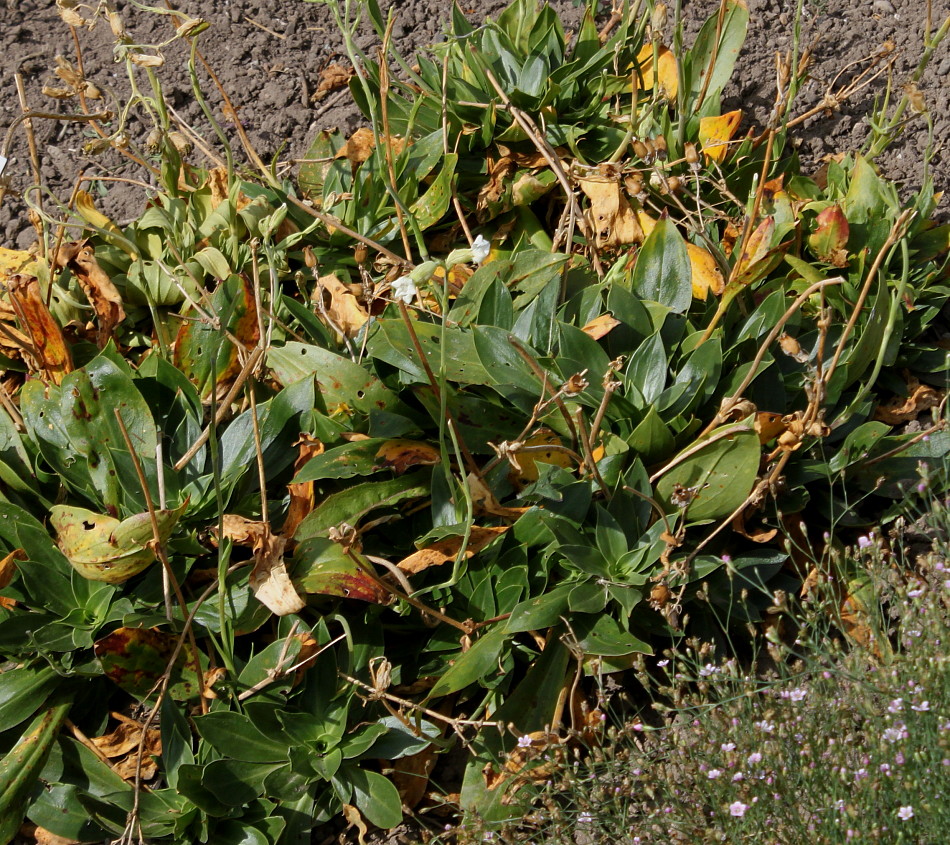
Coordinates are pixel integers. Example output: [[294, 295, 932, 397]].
[[1, 0, 946, 250]]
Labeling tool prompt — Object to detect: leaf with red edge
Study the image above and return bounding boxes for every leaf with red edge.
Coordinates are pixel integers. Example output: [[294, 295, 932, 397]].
[[291, 538, 388, 603]]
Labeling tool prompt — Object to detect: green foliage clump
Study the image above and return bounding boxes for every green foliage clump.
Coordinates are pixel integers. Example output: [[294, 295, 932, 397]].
[[0, 0, 946, 841]]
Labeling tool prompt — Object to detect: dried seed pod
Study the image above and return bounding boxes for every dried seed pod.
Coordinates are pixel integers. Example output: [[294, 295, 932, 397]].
[[685, 142, 700, 170], [632, 138, 651, 161], [651, 135, 668, 162]]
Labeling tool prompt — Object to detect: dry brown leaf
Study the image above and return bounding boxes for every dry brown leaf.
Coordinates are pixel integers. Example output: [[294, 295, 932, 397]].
[[581, 313, 620, 340], [0, 548, 24, 592], [93, 719, 143, 757], [202, 666, 227, 699], [342, 804, 369, 845], [282, 435, 324, 538], [32, 826, 80, 845], [874, 378, 943, 425], [398, 526, 508, 574], [248, 526, 305, 616], [476, 156, 516, 216], [54, 240, 126, 346], [392, 745, 438, 810], [731, 508, 778, 543], [466, 473, 531, 520], [578, 177, 645, 248], [312, 62, 353, 101], [314, 272, 368, 338], [218, 514, 269, 546], [113, 750, 159, 782], [206, 166, 251, 211], [92, 713, 162, 783], [6, 274, 73, 384], [290, 632, 321, 687], [375, 439, 441, 474], [337, 127, 376, 168]]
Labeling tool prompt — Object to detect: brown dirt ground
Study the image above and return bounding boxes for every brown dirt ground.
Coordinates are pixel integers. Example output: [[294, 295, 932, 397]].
[[1, 0, 947, 251]]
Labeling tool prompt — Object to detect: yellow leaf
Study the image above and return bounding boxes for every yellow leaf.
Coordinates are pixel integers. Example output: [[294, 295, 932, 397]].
[[509, 430, 574, 488], [397, 526, 509, 575], [581, 314, 621, 340], [698, 110, 743, 163], [375, 439, 441, 474], [75, 190, 137, 260], [686, 242, 724, 299], [0, 247, 40, 281], [314, 273, 368, 339], [634, 44, 679, 98], [578, 177, 645, 248], [732, 216, 775, 283]]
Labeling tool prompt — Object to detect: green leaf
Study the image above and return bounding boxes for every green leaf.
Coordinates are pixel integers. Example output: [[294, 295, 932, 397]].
[[428, 626, 509, 699], [368, 320, 492, 386], [201, 759, 283, 807], [294, 472, 431, 541], [267, 342, 400, 414], [0, 665, 59, 733], [195, 712, 290, 763], [0, 700, 71, 844], [655, 427, 760, 521], [409, 153, 457, 230], [505, 584, 573, 633], [686, 0, 749, 105], [631, 216, 692, 313], [571, 614, 651, 657], [349, 767, 403, 829], [174, 274, 258, 399], [21, 354, 158, 513]]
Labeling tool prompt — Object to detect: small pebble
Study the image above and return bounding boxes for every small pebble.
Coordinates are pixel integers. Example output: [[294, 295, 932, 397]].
[[872, 0, 895, 13]]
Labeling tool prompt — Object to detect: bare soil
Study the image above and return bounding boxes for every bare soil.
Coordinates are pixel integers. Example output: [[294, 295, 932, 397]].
[[1, 0, 947, 251]]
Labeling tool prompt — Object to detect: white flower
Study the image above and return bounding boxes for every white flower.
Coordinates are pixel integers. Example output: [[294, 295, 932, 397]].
[[912, 701, 930, 712], [516, 735, 533, 748], [391, 275, 417, 304], [472, 234, 491, 264], [577, 811, 594, 824], [897, 806, 914, 820]]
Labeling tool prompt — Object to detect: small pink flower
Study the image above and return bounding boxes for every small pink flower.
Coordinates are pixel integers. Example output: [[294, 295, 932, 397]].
[[747, 752, 763, 765], [730, 801, 748, 818]]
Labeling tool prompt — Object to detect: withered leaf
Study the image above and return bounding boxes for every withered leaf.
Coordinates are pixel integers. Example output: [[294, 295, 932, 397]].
[[314, 272, 368, 339], [55, 240, 126, 347], [578, 177, 645, 248], [580, 313, 620, 340], [312, 62, 353, 101], [398, 526, 508, 574], [6, 274, 73, 383], [248, 525, 306, 616]]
